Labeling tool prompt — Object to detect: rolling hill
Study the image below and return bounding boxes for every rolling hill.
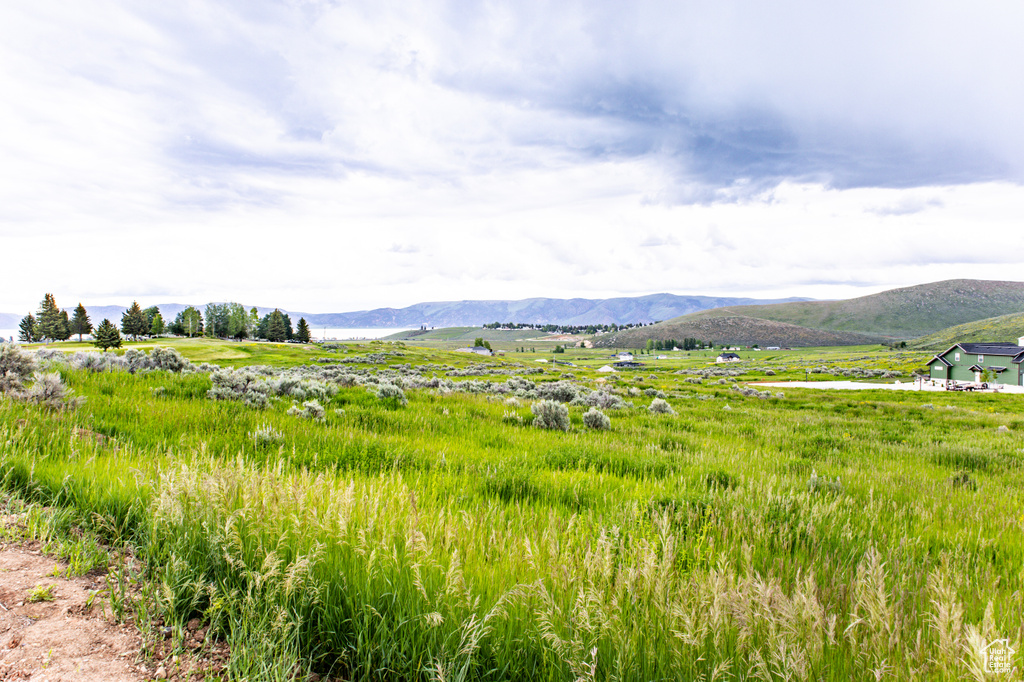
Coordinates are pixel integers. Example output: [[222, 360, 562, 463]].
[[907, 311, 1024, 350], [704, 279, 1024, 338], [592, 313, 884, 349]]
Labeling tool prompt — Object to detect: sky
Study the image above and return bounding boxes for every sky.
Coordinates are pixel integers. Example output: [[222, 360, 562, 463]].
[[2, 0, 1024, 315]]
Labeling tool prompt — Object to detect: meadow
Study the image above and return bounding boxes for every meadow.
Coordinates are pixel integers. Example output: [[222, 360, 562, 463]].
[[0, 338, 1020, 680]]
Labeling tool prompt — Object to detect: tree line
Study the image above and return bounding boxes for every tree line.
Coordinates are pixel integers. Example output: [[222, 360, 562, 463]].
[[17, 295, 312, 349]]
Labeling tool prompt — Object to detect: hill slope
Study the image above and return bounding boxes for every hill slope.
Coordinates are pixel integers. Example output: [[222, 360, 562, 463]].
[[907, 311, 1024, 350], [710, 279, 1024, 338], [593, 314, 884, 348]]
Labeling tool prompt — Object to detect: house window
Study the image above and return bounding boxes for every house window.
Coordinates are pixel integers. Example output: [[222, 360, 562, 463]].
[[954, 353, 960, 362], [978, 354, 984, 363]]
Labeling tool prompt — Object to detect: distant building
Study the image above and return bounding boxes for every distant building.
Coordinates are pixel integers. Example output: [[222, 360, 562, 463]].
[[927, 342, 1024, 385], [613, 360, 642, 368], [766, 346, 780, 351], [716, 352, 741, 363], [616, 352, 634, 361], [455, 346, 493, 356]]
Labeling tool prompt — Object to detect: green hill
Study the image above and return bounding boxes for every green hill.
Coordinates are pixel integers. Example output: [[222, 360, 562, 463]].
[[907, 311, 1024, 350], [593, 313, 884, 348], [710, 279, 1024, 338]]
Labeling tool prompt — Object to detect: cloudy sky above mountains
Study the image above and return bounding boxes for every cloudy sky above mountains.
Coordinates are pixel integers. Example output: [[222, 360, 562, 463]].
[[2, 1, 1023, 314]]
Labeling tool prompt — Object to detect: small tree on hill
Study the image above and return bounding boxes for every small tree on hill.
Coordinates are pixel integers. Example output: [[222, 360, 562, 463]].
[[93, 319, 122, 351], [70, 303, 92, 342], [122, 301, 148, 340], [295, 318, 311, 343], [18, 314, 38, 343]]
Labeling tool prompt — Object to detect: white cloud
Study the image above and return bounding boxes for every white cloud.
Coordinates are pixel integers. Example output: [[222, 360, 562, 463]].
[[1, 1, 1023, 316]]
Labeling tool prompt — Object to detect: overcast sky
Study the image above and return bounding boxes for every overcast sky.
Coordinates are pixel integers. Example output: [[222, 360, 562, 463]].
[[2, 1, 1023, 315]]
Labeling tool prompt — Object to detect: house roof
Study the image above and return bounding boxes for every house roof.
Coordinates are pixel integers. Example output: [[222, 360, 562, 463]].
[[928, 355, 952, 367], [718, 352, 740, 359], [956, 342, 1024, 356]]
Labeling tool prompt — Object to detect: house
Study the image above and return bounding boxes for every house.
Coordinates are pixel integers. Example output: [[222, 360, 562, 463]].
[[927, 341, 1024, 386], [613, 360, 642, 368], [716, 352, 741, 363], [616, 352, 634, 361], [455, 346, 493, 356]]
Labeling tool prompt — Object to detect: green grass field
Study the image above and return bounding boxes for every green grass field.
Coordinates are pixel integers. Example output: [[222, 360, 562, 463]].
[[0, 338, 1020, 680]]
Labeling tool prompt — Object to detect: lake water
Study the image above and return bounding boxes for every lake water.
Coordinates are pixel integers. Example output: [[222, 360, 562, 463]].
[[0, 328, 415, 343]]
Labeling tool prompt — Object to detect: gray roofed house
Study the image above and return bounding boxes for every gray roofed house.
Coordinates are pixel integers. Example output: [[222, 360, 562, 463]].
[[927, 341, 1024, 385]]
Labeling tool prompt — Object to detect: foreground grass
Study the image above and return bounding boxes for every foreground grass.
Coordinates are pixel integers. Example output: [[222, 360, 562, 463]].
[[0, 341, 1020, 680]]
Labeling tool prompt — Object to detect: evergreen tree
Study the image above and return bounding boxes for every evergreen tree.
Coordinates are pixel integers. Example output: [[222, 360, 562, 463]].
[[18, 314, 38, 343], [36, 293, 63, 341], [70, 303, 92, 342], [266, 309, 287, 342], [150, 312, 165, 336], [57, 310, 72, 341], [295, 318, 311, 343], [93, 319, 122, 350], [121, 301, 148, 340]]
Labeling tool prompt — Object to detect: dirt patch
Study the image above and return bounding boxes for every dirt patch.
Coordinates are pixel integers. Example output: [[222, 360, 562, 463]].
[[0, 522, 229, 681], [0, 542, 143, 681]]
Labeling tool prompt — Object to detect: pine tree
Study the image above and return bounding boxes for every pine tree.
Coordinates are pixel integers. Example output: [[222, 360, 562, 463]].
[[93, 319, 122, 351], [295, 318, 311, 343], [57, 310, 72, 341], [121, 301, 148, 340], [266, 309, 287, 342], [18, 314, 38, 343], [37, 293, 63, 341], [70, 303, 92, 342]]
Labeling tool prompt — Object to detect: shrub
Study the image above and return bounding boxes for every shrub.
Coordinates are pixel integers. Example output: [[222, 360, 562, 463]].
[[288, 400, 326, 422], [535, 381, 578, 403], [582, 408, 610, 431], [207, 369, 271, 409], [150, 347, 191, 372], [251, 423, 284, 448], [531, 399, 569, 431], [21, 372, 81, 411], [0, 343, 36, 393], [648, 398, 674, 415], [375, 383, 408, 406]]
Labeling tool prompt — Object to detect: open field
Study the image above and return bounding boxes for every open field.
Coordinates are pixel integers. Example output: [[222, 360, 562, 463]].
[[0, 338, 1021, 680]]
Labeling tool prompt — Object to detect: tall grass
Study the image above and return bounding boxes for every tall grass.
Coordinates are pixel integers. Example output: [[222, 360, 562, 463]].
[[0, 349, 1021, 680]]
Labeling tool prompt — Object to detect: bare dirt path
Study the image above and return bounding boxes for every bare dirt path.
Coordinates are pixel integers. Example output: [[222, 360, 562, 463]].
[[0, 512, 229, 682], [0, 541, 145, 681]]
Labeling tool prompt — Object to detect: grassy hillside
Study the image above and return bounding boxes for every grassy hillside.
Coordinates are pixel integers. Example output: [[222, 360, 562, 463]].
[[908, 311, 1024, 350], [0, 339, 1019, 680], [593, 313, 884, 348], [715, 279, 1024, 338]]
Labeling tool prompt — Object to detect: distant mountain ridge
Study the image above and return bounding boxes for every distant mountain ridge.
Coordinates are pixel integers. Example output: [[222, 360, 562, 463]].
[[595, 279, 1024, 348], [0, 294, 809, 330]]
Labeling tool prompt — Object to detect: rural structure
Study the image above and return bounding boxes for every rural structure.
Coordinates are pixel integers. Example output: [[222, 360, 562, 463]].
[[927, 341, 1024, 385]]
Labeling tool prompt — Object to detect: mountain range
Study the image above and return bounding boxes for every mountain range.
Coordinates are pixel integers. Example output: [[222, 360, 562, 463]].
[[0, 294, 808, 330]]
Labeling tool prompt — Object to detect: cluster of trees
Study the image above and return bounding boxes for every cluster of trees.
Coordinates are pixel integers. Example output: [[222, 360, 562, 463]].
[[18, 295, 93, 343], [17, 295, 312, 346], [482, 321, 653, 334], [202, 304, 311, 343], [644, 337, 707, 351]]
